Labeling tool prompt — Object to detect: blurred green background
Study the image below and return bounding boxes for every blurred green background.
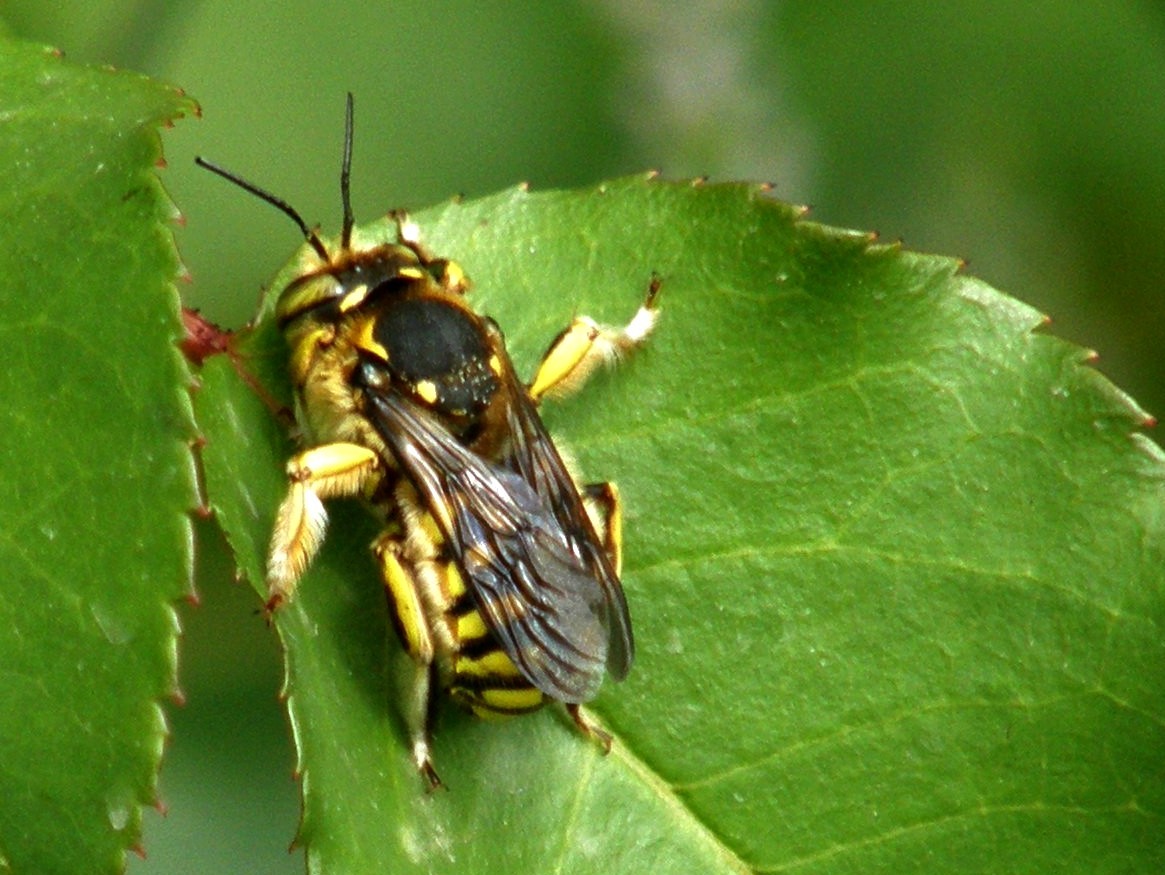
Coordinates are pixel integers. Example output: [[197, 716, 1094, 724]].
[[6, 2, 1164, 871]]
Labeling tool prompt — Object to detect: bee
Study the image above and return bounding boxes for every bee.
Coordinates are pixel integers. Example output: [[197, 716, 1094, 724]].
[[196, 95, 658, 786]]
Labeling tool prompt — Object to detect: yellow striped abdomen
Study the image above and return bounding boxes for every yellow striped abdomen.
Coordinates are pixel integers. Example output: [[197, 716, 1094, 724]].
[[438, 562, 546, 718]]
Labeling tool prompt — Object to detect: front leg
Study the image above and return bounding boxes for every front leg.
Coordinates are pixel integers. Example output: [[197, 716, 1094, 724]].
[[528, 276, 660, 402], [266, 442, 380, 611]]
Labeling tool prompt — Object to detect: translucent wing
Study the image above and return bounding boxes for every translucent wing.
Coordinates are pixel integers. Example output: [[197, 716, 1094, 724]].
[[495, 365, 633, 680], [363, 384, 632, 703]]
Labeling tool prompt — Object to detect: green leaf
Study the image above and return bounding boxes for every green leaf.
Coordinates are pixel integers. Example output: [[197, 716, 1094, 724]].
[[0, 38, 197, 873], [196, 176, 1165, 873]]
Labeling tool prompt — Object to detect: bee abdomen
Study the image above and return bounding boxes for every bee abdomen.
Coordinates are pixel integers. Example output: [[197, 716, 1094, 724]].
[[445, 593, 546, 718], [450, 668, 546, 718]]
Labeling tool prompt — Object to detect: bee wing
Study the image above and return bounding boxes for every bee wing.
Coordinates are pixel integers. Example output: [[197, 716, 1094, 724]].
[[496, 367, 634, 680], [364, 387, 629, 703]]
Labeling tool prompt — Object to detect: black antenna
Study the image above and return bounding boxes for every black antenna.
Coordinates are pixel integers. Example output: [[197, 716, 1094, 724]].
[[340, 92, 356, 249], [195, 156, 331, 262]]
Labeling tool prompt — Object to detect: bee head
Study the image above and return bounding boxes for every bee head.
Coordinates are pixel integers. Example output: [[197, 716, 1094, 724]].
[[196, 93, 397, 327]]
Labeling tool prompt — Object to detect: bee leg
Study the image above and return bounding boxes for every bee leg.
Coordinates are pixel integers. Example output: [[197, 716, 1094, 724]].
[[582, 482, 623, 576], [528, 275, 661, 403], [565, 704, 614, 754], [266, 442, 380, 612], [374, 533, 443, 789]]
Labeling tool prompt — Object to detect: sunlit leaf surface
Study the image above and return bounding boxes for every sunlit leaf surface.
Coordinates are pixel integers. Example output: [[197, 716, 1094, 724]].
[[198, 177, 1165, 874]]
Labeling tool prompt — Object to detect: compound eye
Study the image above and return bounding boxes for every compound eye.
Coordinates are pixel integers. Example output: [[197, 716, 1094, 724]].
[[373, 296, 499, 415]]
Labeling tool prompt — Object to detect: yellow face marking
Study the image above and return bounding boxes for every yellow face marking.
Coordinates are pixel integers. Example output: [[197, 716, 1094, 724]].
[[414, 380, 439, 405], [338, 283, 370, 312], [398, 266, 425, 280], [353, 317, 389, 361], [277, 274, 337, 324], [487, 354, 502, 376]]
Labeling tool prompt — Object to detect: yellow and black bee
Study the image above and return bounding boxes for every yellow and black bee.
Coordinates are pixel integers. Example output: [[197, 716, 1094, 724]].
[[197, 96, 657, 786]]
